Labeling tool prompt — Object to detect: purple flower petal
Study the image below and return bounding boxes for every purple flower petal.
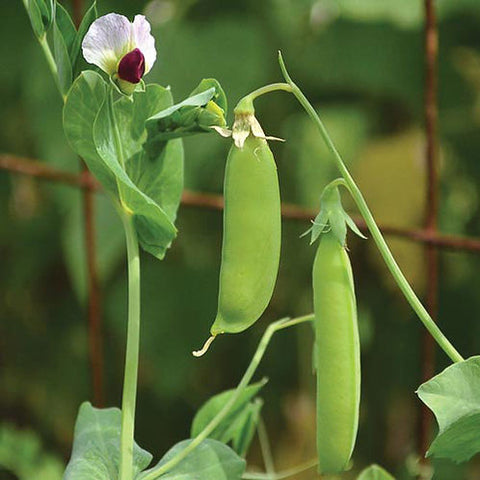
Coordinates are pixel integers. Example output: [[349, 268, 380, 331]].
[[117, 48, 146, 84]]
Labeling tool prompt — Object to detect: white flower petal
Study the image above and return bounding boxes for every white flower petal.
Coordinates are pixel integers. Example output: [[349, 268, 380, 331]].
[[82, 13, 133, 75], [132, 15, 157, 74]]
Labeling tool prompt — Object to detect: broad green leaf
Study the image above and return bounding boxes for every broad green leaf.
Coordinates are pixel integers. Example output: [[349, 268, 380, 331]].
[[231, 398, 263, 457], [53, 16, 73, 96], [64, 72, 180, 259], [63, 402, 152, 480], [63, 71, 116, 192], [115, 84, 184, 223], [427, 413, 480, 463], [143, 439, 245, 480], [191, 379, 267, 443], [71, 0, 97, 75], [357, 464, 395, 480], [416, 356, 480, 462], [54, 2, 76, 55], [0, 424, 63, 480], [144, 79, 227, 153], [92, 87, 179, 259]]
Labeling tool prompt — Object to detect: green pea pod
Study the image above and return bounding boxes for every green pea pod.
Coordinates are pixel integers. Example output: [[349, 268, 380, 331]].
[[210, 135, 281, 335], [313, 230, 360, 474]]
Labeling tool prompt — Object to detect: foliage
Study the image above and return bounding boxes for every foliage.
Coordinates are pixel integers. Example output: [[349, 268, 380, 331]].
[[63, 402, 152, 480], [191, 379, 266, 455], [417, 356, 480, 463], [357, 464, 395, 480], [142, 439, 245, 480], [0, 424, 63, 480]]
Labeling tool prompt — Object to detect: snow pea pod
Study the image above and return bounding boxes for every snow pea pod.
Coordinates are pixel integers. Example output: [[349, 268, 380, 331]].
[[210, 135, 281, 335], [313, 230, 360, 474]]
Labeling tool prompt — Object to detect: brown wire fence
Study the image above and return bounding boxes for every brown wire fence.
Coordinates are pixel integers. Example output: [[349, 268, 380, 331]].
[[2, 0, 478, 469]]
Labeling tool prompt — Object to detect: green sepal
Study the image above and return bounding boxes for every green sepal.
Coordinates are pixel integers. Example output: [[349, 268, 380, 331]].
[[416, 356, 480, 463], [109, 73, 136, 98], [303, 180, 366, 246], [63, 402, 152, 480], [144, 78, 227, 156]]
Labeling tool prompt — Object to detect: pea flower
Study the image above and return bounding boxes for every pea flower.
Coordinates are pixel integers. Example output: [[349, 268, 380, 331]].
[[214, 112, 283, 149], [82, 13, 157, 95]]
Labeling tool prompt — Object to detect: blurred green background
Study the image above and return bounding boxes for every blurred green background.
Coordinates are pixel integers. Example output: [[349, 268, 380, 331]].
[[2, 0, 480, 478]]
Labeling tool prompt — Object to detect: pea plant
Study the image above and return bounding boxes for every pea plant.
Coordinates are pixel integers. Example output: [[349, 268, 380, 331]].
[[21, 1, 480, 480]]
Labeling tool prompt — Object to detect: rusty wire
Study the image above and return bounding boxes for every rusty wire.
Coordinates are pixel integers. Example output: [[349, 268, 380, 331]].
[[2, 154, 480, 254], [419, 0, 440, 468]]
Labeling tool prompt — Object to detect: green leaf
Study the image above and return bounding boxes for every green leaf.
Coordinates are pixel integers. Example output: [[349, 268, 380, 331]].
[[0, 424, 63, 480], [189, 78, 228, 115], [53, 14, 73, 96], [71, 0, 97, 75], [63, 71, 117, 192], [416, 356, 480, 463], [191, 379, 267, 444], [144, 78, 227, 154], [231, 399, 263, 457], [357, 464, 395, 480], [64, 72, 181, 259], [145, 439, 245, 480], [54, 2, 76, 55], [63, 402, 152, 480], [148, 88, 216, 123], [115, 84, 184, 223], [94, 87, 183, 259], [26, 0, 46, 38]]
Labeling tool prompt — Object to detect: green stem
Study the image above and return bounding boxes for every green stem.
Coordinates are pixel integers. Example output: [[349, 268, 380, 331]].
[[235, 83, 292, 114], [139, 314, 314, 480], [243, 83, 292, 102], [108, 88, 126, 169], [107, 88, 130, 212], [257, 417, 275, 475], [119, 211, 141, 480], [242, 458, 318, 480], [278, 52, 464, 364], [38, 36, 60, 90], [21, 0, 63, 100]]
